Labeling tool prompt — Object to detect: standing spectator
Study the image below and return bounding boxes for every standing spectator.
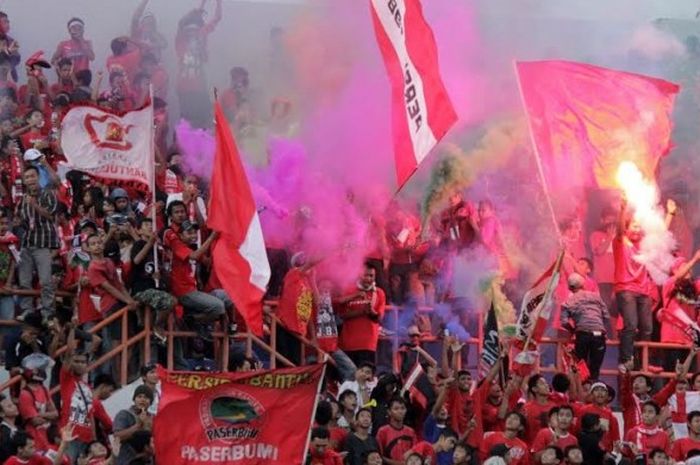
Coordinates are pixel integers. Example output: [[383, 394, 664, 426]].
[[376, 397, 416, 465], [51, 18, 94, 73], [478, 412, 529, 465], [438, 192, 477, 251], [0, 12, 20, 82], [560, 273, 610, 380], [623, 401, 670, 458], [131, 0, 167, 61], [615, 198, 655, 365], [105, 37, 142, 84], [589, 209, 617, 313], [522, 374, 556, 444], [531, 406, 578, 461], [175, 0, 222, 128], [578, 383, 620, 452], [5, 428, 72, 465], [336, 263, 386, 367], [140, 363, 160, 415], [619, 358, 679, 431], [671, 411, 700, 461], [275, 252, 316, 365], [314, 278, 357, 382], [0, 208, 18, 339], [50, 58, 74, 98], [338, 363, 375, 412], [113, 385, 154, 465], [59, 347, 97, 462], [18, 166, 59, 319], [18, 368, 57, 451]]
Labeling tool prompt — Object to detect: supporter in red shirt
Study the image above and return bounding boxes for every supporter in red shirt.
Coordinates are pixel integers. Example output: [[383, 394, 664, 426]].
[[5, 428, 72, 465], [479, 412, 530, 465], [336, 263, 386, 366], [167, 220, 229, 339], [619, 358, 679, 431], [624, 401, 670, 458], [522, 374, 556, 444], [670, 410, 700, 461], [51, 18, 94, 73], [19, 108, 48, 152], [131, 0, 168, 62], [614, 198, 655, 364], [276, 252, 316, 365], [59, 349, 96, 462], [531, 405, 578, 461], [376, 397, 417, 464], [105, 36, 142, 83], [49, 58, 74, 98], [86, 234, 136, 315], [308, 426, 343, 465], [578, 382, 620, 452], [18, 368, 58, 451], [141, 53, 168, 100]]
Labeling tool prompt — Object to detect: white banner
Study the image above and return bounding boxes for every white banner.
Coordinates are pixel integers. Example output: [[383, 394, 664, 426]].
[[60, 103, 154, 192]]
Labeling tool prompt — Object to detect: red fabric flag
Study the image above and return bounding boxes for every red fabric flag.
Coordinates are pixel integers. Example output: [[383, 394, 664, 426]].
[[208, 102, 270, 336], [370, 0, 457, 188], [154, 365, 325, 465], [516, 60, 679, 190]]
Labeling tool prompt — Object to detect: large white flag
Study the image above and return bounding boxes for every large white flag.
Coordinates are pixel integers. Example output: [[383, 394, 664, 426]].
[[60, 103, 154, 192]]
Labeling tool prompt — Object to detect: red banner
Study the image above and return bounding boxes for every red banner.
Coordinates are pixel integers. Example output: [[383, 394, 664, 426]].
[[154, 365, 325, 465], [516, 60, 678, 190]]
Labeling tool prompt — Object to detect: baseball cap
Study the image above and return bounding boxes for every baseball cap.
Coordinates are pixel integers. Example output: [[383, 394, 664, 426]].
[[23, 148, 43, 162], [567, 273, 585, 289], [180, 220, 200, 232]]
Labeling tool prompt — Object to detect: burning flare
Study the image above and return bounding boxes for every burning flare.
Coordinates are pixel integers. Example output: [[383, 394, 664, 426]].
[[615, 161, 676, 284]]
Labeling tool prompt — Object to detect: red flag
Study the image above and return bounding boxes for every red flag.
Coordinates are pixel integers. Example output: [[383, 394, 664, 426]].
[[516, 60, 679, 190], [208, 102, 270, 336], [154, 365, 325, 465], [370, 0, 457, 188]]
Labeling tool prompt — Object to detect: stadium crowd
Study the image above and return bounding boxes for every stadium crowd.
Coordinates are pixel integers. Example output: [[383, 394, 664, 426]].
[[0, 1, 695, 465]]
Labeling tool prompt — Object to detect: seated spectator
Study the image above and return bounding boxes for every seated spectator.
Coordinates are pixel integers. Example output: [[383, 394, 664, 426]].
[[139, 363, 160, 415], [564, 445, 583, 465], [0, 394, 20, 463], [5, 427, 72, 465], [4, 312, 46, 376]]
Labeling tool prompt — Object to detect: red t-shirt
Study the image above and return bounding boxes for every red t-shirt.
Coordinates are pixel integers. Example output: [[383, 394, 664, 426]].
[[530, 428, 578, 454], [577, 404, 620, 452], [106, 48, 141, 82], [59, 367, 95, 443], [18, 385, 52, 450], [376, 423, 417, 462], [337, 288, 386, 352], [87, 258, 120, 313], [20, 129, 48, 152], [522, 400, 556, 445], [54, 39, 92, 72], [65, 259, 101, 324], [276, 268, 314, 336], [4, 455, 52, 465], [624, 426, 670, 456], [167, 235, 197, 297], [671, 437, 700, 461], [613, 236, 653, 295], [308, 450, 343, 465], [479, 432, 530, 465]]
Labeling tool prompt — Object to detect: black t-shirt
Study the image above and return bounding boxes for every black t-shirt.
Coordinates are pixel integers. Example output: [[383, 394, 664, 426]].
[[130, 240, 156, 294], [344, 433, 380, 465]]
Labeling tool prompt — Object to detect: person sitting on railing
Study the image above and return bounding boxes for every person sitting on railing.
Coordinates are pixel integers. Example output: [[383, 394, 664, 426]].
[[165, 220, 228, 342], [3, 312, 46, 378], [18, 367, 58, 453]]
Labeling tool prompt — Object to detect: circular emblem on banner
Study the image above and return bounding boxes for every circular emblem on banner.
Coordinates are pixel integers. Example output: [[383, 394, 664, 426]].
[[199, 388, 266, 443]]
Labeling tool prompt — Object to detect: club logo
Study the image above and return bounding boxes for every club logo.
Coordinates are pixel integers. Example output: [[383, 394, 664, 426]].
[[84, 113, 135, 151], [199, 388, 266, 443]]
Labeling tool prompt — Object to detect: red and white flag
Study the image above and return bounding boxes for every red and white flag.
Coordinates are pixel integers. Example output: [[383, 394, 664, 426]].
[[208, 102, 270, 336], [60, 103, 154, 192], [370, 0, 457, 188]]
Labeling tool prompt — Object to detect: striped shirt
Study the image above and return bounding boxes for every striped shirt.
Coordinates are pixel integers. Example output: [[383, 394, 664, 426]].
[[19, 190, 59, 249], [561, 290, 610, 333]]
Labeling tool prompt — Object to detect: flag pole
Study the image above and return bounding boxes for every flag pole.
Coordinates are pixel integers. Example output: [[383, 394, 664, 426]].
[[513, 61, 562, 245], [300, 363, 328, 464], [149, 85, 159, 286]]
